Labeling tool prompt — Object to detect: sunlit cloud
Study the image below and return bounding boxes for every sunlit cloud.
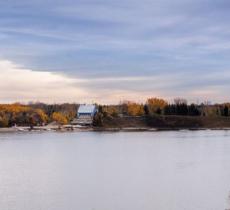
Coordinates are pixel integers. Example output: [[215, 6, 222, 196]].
[[0, 60, 88, 103], [0, 59, 165, 104], [0, 59, 230, 104]]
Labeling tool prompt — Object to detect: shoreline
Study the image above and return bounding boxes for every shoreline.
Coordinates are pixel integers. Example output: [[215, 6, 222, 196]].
[[1, 125, 230, 133]]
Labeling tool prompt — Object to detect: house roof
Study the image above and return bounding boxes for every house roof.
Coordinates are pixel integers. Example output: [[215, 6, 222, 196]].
[[78, 104, 96, 114]]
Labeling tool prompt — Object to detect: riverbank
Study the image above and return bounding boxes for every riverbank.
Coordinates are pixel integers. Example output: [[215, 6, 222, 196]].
[[1, 115, 230, 133], [99, 115, 230, 129], [1, 125, 230, 133], [0, 125, 94, 133]]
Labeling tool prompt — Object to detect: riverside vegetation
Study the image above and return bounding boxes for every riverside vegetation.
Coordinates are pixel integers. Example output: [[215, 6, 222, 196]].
[[0, 98, 230, 129], [0, 103, 78, 127]]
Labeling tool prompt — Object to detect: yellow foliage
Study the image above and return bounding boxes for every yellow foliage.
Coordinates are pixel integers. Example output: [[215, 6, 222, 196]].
[[35, 109, 49, 123], [126, 101, 144, 116], [202, 106, 220, 117], [0, 104, 31, 113], [103, 106, 119, 116], [146, 98, 168, 114], [51, 112, 68, 125], [0, 112, 9, 127]]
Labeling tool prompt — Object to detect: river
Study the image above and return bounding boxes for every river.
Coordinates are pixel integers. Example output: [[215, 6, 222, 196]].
[[0, 130, 230, 210]]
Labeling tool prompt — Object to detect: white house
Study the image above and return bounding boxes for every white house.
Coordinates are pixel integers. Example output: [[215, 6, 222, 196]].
[[77, 104, 97, 118], [72, 104, 97, 125]]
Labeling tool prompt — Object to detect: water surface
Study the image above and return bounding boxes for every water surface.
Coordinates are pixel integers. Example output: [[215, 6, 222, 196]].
[[0, 131, 230, 210]]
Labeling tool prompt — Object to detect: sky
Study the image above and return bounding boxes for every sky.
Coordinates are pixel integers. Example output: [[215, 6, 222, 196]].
[[0, 0, 230, 104]]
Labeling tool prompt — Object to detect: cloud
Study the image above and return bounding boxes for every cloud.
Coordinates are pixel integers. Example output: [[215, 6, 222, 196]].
[[0, 59, 230, 104], [0, 59, 168, 104], [0, 0, 230, 80], [0, 60, 89, 103], [0, 0, 230, 103]]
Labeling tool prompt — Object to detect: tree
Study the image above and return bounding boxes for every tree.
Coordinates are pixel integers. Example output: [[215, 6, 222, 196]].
[[34, 109, 49, 124], [174, 98, 187, 105], [101, 105, 119, 117], [174, 98, 188, 115], [0, 112, 9, 127], [144, 104, 149, 115], [146, 98, 168, 115], [126, 101, 144, 116], [93, 113, 103, 126], [51, 112, 68, 125], [188, 104, 200, 116], [223, 106, 229, 117]]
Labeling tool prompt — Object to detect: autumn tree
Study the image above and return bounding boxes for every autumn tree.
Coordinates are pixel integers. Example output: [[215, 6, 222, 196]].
[[51, 112, 68, 125], [34, 109, 47, 121], [0, 111, 9, 127], [28, 103, 78, 121], [146, 98, 168, 115], [126, 101, 144, 116], [101, 105, 119, 117], [30, 109, 49, 126]]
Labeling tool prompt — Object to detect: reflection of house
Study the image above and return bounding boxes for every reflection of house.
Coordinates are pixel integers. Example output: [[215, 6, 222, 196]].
[[72, 104, 97, 125]]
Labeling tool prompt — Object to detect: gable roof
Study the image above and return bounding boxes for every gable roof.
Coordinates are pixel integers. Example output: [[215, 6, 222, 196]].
[[78, 104, 96, 114]]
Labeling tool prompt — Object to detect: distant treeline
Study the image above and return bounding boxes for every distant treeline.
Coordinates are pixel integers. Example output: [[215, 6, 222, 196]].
[[97, 98, 230, 117], [0, 98, 230, 127], [94, 98, 230, 126]]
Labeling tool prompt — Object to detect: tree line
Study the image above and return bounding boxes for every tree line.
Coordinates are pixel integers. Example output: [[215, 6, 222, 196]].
[[0, 103, 79, 127], [0, 98, 229, 127], [98, 98, 230, 118]]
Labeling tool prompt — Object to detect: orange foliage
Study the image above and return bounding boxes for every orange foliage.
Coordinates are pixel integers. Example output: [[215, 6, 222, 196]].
[[146, 98, 168, 114], [126, 101, 144, 116], [0, 104, 50, 127], [0, 104, 31, 113], [102, 106, 119, 117], [51, 112, 68, 125], [0, 112, 9, 127], [34, 109, 49, 123]]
